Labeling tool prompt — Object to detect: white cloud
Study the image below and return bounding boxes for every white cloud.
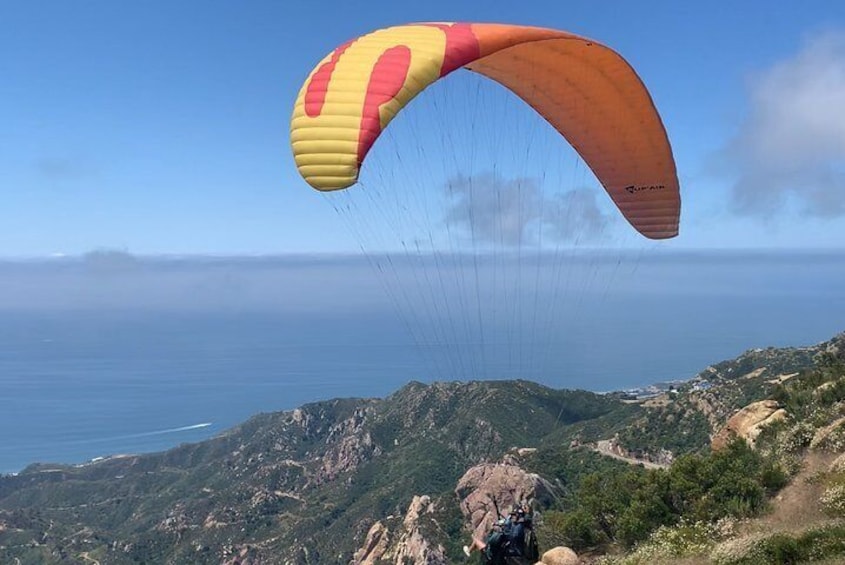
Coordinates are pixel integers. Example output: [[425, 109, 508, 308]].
[[35, 157, 95, 181], [727, 31, 845, 217], [442, 173, 610, 246]]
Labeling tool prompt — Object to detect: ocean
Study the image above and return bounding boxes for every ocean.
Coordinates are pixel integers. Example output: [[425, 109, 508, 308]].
[[1, 251, 843, 474]]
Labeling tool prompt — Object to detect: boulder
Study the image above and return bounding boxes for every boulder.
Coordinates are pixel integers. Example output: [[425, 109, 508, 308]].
[[539, 546, 580, 564], [455, 463, 555, 541], [711, 400, 788, 450]]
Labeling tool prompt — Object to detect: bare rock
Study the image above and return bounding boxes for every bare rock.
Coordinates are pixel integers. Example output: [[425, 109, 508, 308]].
[[221, 545, 261, 565], [712, 400, 788, 450], [540, 546, 580, 564], [353, 521, 391, 564], [317, 409, 379, 484], [456, 463, 555, 541], [503, 447, 539, 466], [352, 495, 447, 565]]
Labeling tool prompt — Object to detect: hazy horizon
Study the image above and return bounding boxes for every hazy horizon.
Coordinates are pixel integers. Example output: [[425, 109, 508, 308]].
[[1, 247, 843, 474]]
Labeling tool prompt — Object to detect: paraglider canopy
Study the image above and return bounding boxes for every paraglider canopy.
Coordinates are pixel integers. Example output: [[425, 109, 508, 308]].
[[290, 22, 680, 239]]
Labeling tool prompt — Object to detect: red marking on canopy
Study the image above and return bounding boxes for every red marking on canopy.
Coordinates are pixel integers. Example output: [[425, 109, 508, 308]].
[[305, 40, 354, 118], [423, 23, 481, 76], [357, 45, 412, 164]]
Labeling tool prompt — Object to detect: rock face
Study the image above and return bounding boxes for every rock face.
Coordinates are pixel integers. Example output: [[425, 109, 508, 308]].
[[316, 407, 379, 484], [355, 459, 560, 563], [352, 495, 447, 565], [455, 463, 556, 542], [711, 400, 788, 450]]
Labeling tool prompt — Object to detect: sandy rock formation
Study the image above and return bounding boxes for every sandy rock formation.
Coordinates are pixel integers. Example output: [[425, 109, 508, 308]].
[[352, 495, 447, 565], [455, 463, 555, 542], [711, 400, 788, 450], [315, 408, 380, 484], [539, 546, 581, 564], [354, 521, 391, 564]]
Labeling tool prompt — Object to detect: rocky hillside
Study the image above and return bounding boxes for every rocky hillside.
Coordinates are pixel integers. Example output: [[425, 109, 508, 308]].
[[595, 331, 845, 564], [1, 332, 843, 564], [608, 332, 845, 464], [0, 382, 620, 564]]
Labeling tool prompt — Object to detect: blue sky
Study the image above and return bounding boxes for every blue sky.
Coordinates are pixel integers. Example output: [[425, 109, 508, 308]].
[[3, 0, 845, 256]]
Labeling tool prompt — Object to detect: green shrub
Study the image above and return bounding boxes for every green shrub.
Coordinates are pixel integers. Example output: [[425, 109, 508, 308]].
[[544, 438, 786, 552], [795, 524, 845, 561], [713, 525, 845, 564], [558, 508, 608, 549]]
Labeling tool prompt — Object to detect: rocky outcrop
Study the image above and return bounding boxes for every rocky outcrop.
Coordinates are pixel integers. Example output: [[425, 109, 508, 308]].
[[502, 447, 538, 466], [220, 546, 263, 565], [711, 400, 788, 450], [455, 463, 556, 542], [317, 408, 379, 484], [352, 495, 447, 565], [354, 521, 391, 564]]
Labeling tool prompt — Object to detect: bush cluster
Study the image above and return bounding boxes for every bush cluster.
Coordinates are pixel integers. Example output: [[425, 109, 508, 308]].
[[711, 525, 845, 564], [550, 439, 786, 551]]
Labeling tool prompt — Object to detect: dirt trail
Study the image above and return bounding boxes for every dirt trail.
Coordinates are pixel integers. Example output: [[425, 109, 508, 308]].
[[592, 440, 668, 470], [79, 552, 100, 565], [745, 451, 838, 535]]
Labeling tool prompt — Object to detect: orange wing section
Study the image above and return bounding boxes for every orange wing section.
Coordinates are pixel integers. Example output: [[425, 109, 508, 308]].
[[468, 24, 680, 239], [290, 23, 680, 239]]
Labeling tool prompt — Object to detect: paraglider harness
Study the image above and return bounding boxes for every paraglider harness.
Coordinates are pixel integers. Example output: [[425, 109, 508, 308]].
[[480, 498, 539, 565]]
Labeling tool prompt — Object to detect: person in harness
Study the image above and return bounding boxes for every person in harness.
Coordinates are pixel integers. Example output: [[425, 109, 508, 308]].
[[463, 517, 509, 562], [463, 503, 539, 564]]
